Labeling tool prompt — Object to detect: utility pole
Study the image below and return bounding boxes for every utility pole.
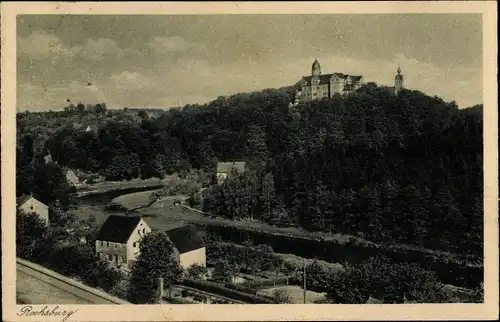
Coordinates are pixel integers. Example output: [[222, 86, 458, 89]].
[[303, 258, 307, 304], [158, 277, 164, 303]]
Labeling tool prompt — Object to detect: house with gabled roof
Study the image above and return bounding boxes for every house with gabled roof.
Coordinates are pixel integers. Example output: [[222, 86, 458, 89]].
[[17, 195, 49, 226], [95, 215, 152, 269], [165, 225, 206, 269], [216, 161, 246, 184]]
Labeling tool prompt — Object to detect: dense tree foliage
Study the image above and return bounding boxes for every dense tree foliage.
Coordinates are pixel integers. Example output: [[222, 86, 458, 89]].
[[127, 231, 184, 304], [17, 85, 483, 258], [324, 256, 457, 304]]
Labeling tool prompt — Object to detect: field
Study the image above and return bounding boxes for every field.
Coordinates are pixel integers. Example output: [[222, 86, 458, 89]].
[[110, 189, 162, 210], [76, 177, 171, 196]]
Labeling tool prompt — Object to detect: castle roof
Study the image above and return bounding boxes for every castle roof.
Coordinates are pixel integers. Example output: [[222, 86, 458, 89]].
[[301, 74, 363, 86], [312, 59, 321, 70]]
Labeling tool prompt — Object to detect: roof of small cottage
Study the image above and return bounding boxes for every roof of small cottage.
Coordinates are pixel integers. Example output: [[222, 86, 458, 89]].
[[96, 215, 142, 243], [17, 195, 33, 206], [165, 225, 205, 254], [366, 296, 383, 304]]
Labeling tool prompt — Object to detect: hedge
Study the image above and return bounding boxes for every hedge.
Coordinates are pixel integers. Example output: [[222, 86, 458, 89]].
[[243, 277, 289, 289]]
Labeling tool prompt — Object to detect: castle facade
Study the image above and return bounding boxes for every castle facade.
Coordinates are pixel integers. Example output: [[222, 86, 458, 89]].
[[292, 59, 404, 106], [294, 59, 364, 104]]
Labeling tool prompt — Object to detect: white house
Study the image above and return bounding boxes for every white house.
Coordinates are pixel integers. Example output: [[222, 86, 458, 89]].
[[17, 195, 49, 226], [95, 215, 152, 269], [165, 225, 206, 270], [216, 161, 246, 184]]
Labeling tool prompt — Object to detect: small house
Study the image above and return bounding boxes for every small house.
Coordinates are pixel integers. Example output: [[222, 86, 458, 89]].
[[85, 125, 98, 133], [165, 225, 206, 270], [216, 161, 246, 184], [95, 215, 152, 269], [17, 195, 49, 226], [365, 296, 383, 304]]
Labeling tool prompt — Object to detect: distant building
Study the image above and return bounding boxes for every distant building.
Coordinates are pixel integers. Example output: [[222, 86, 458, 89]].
[[65, 169, 80, 186], [85, 125, 98, 133], [216, 161, 246, 184], [294, 59, 364, 104], [366, 296, 383, 304], [95, 215, 152, 269], [165, 225, 206, 270], [394, 65, 404, 95], [17, 195, 49, 226]]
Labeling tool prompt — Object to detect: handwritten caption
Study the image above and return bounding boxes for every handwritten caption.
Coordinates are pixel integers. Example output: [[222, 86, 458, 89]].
[[17, 305, 79, 321]]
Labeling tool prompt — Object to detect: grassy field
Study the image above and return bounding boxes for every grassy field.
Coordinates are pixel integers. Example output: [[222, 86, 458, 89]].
[[76, 177, 171, 196], [110, 189, 162, 210], [257, 285, 327, 304]]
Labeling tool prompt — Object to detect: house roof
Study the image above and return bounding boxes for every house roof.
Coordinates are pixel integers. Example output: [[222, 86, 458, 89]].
[[217, 161, 246, 173], [17, 194, 32, 206], [366, 296, 383, 304], [301, 74, 363, 86], [96, 215, 142, 243], [165, 225, 205, 254], [85, 125, 98, 132]]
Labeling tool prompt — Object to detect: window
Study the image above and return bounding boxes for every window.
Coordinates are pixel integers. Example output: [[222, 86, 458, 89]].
[[133, 242, 137, 247], [108, 254, 113, 261], [30, 206, 34, 210], [115, 243, 118, 249], [143, 228, 146, 234]]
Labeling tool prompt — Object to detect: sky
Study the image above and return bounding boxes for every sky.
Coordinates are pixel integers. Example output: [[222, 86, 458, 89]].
[[17, 14, 482, 111]]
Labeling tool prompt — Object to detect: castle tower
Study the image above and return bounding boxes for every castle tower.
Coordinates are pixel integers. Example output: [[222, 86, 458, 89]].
[[394, 65, 404, 95], [312, 58, 321, 77]]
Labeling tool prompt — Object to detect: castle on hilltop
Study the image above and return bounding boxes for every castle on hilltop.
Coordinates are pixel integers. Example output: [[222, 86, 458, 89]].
[[291, 59, 404, 106]]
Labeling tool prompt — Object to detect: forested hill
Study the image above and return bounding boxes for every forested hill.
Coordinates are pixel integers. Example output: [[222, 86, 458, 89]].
[[16, 83, 483, 258]]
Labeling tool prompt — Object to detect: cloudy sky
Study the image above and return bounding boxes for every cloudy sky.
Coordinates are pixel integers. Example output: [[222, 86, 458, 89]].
[[17, 14, 482, 111]]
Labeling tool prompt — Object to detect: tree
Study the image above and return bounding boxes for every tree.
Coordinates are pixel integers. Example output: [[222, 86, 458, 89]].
[[16, 210, 53, 264], [211, 259, 237, 283], [270, 197, 289, 227], [246, 125, 268, 167], [186, 264, 208, 279], [259, 173, 276, 222], [127, 232, 184, 304]]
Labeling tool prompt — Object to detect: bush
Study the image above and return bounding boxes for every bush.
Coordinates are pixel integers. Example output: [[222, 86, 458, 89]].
[[211, 260, 238, 283], [272, 288, 294, 304], [82, 261, 123, 292], [186, 264, 208, 279]]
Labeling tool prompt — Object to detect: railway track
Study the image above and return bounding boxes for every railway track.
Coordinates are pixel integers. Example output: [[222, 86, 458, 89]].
[[16, 258, 129, 304]]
